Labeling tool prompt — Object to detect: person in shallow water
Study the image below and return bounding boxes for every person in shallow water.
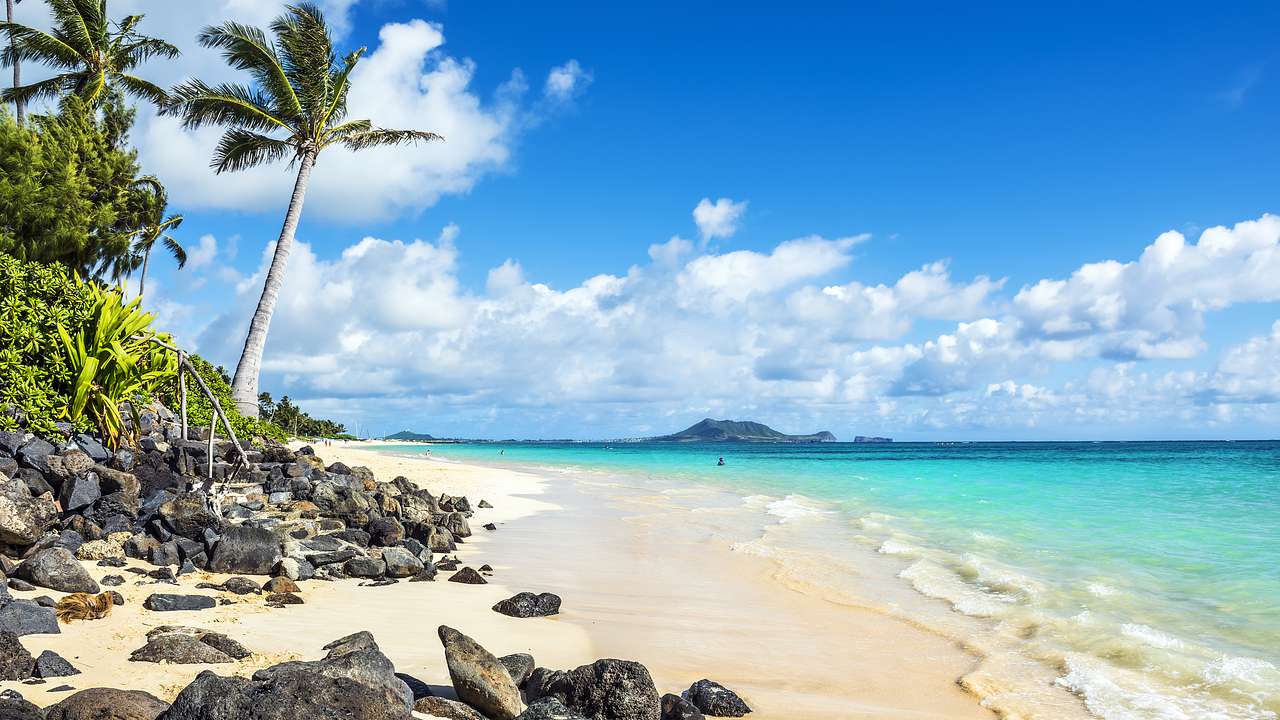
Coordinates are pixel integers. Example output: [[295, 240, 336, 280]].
[[717, 457, 725, 466]]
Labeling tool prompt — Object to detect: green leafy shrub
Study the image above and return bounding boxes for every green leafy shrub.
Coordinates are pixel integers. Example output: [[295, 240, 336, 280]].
[[56, 284, 176, 448], [163, 354, 287, 445], [0, 253, 96, 436]]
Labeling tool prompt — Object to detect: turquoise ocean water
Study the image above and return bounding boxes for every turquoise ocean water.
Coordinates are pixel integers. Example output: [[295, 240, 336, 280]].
[[371, 440, 1280, 719]]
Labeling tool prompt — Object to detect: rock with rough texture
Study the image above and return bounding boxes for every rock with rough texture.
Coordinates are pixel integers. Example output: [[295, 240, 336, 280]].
[[413, 697, 486, 720], [0, 598, 60, 636], [367, 517, 404, 547], [35, 649, 81, 677], [516, 697, 590, 720], [685, 681, 750, 717], [44, 687, 170, 720], [16, 547, 100, 594], [130, 632, 236, 664], [499, 653, 536, 688], [208, 526, 281, 575], [143, 594, 216, 612], [59, 471, 101, 511], [660, 694, 704, 720], [157, 493, 225, 540], [263, 577, 300, 594], [221, 577, 262, 595], [265, 592, 303, 606], [15, 439, 54, 475], [343, 556, 384, 578], [0, 475, 57, 546], [0, 631, 35, 680], [492, 592, 561, 618], [438, 625, 523, 720], [526, 660, 661, 720], [159, 631, 411, 720], [0, 689, 43, 720], [448, 567, 487, 585], [380, 547, 424, 578]]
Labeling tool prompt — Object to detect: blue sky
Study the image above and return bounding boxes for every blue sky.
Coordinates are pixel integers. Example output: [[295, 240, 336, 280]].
[[20, 1, 1280, 439]]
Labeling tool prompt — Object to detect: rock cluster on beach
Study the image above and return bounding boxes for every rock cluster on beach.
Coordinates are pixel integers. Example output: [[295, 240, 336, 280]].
[[0, 404, 753, 719]]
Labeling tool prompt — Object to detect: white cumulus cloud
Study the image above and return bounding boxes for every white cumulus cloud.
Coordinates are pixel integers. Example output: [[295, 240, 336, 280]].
[[693, 197, 749, 241]]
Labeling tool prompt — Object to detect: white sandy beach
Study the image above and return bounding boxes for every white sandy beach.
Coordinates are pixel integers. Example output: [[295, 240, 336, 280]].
[[3, 441, 1006, 719]]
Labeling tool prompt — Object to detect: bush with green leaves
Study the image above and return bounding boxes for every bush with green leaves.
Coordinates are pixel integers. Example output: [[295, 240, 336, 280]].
[[163, 354, 287, 445], [0, 253, 96, 436], [56, 284, 176, 448]]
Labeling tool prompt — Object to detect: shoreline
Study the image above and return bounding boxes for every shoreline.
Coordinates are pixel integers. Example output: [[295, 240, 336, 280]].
[[331, 442, 1014, 718]]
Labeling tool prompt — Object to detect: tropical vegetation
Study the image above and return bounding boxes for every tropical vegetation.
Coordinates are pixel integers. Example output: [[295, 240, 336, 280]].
[[166, 2, 441, 418], [258, 392, 350, 438]]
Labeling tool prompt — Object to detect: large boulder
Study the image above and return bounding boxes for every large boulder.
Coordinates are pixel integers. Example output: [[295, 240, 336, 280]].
[[526, 660, 661, 720], [0, 475, 57, 545], [15, 547, 100, 594], [158, 631, 411, 720], [438, 626, 523, 720], [0, 631, 35, 680], [130, 632, 237, 664], [0, 598, 60, 636], [59, 471, 101, 511], [208, 525, 281, 575], [15, 438, 55, 475], [45, 687, 169, 720], [157, 493, 225, 540], [492, 592, 561, 618], [380, 547, 423, 578], [367, 517, 404, 547], [685, 681, 750, 717]]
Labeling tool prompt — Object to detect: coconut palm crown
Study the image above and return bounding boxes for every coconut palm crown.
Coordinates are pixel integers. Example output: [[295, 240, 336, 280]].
[[166, 3, 442, 417], [0, 0, 178, 109], [124, 176, 185, 299]]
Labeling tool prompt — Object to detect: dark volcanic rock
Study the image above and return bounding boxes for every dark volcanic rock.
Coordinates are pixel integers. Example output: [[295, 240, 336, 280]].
[[500, 653, 536, 688], [6, 579, 34, 592], [0, 598, 60, 636], [157, 493, 225, 540], [492, 592, 561, 618], [0, 689, 44, 720], [143, 594, 216, 612], [265, 592, 303, 606], [263, 577, 300, 594], [208, 526, 281, 575], [130, 632, 236, 664], [660, 694, 704, 720], [343, 556, 384, 578], [0, 631, 35, 680], [44, 687, 169, 720], [380, 547, 423, 578], [15, 438, 55, 475], [447, 567, 486, 585], [59, 472, 101, 511], [221, 577, 262, 595], [16, 547, 100, 593], [438, 625, 522, 720], [159, 630, 411, 720], [412, 697, 486, 720], [367, 518, 403, 547], [526, 659, 661, 720], [35, 650, 81, 678], [686, 680, 750, 717], [516, 697, 590, 720]]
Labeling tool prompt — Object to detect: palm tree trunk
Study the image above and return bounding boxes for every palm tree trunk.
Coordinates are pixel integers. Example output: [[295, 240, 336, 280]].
[[6, 0, 21, 126], [137, 247, 151, 299], [230, 149, 316, 418]]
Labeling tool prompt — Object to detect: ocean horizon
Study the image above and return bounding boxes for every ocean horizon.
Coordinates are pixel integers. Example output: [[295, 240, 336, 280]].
[[370, 439, 1280, 719]]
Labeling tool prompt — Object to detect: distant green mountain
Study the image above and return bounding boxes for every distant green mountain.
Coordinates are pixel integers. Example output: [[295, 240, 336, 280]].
[[384, 430, 437, 441], [652, 418, 836, 443]]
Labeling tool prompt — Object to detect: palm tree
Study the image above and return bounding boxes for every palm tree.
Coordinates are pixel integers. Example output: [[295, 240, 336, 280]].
[[127, 176, 185, 299], [167, 3, 442, 418], [5, 0, 22, 124], [0, 0, 178, 110]]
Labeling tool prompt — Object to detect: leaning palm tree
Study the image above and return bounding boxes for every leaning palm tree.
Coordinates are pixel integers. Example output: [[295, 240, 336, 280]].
[[167, 3, 442, 418], [0, 0, 179, 109], [5, 0, 23, 124], [127, 176, 185, 299]]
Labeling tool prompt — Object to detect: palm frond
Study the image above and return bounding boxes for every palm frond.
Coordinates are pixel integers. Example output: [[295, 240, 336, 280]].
[[161, 233, 186, 268], [1, 74, 75, 105], [274, 3, 334, 122], [197, 21, 302, 120], [114, 36, 181, 70], [166, 78, 292, 133], [320, 47, 364, 129], [0, 23, 83, 69], [339, 127, 444, 151], [47, 0, 100, 57], [212, 128, 295, 173], [116, 73, 169, 106]]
